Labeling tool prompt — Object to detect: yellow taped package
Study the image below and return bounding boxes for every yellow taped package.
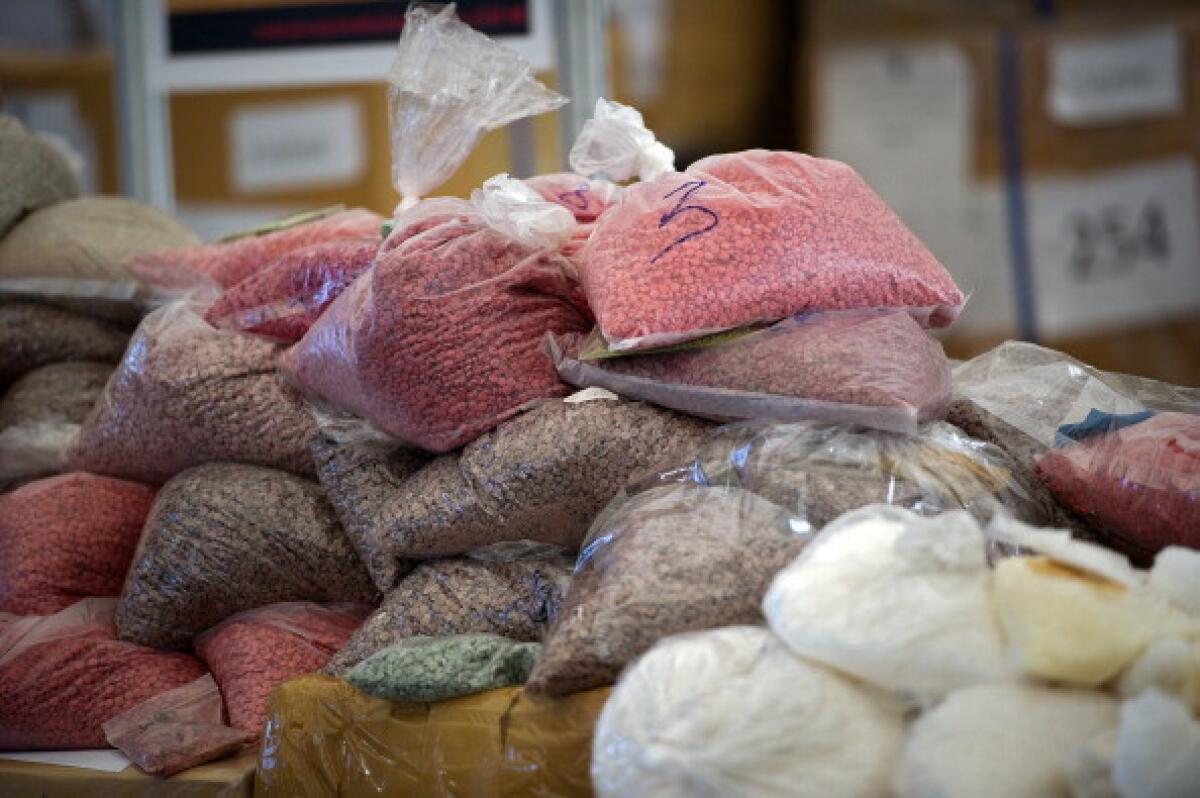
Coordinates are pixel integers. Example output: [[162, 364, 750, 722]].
[[255, 675, 609, 797]]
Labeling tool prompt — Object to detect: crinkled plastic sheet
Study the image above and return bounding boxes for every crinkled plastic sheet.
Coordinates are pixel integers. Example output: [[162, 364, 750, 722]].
[[255, 675, 607, 797], [550, 309, 952, 434]]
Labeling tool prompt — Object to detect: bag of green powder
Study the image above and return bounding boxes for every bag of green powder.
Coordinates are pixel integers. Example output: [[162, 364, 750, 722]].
[[346, 634, 540, 702]]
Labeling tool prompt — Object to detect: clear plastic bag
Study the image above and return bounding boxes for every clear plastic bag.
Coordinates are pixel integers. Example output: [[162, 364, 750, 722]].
[[550, 309, 952, 434], [386, 4, 566, 209], [102, 674, 249, 778], [203, 237, 378, 341], [1036, 412, 1199, 565], [763, 506, 1013, 703], [527, 419, 1047, 696], [195, 602, 369, 737], [310, 396, 709, 588], [346, 634, 541, 703], [0, 472, 155, 614], [525, 173, 621, 223], [0, 114, 80, 238], [0, 361, 113, 483], [567, 98, 675, 184], [66, 299, 317, 484], [115, 463, 377, 650], [526, 484, 806, 696], [324, 556, 571, 675], [951, 342, 1200, 563], [283, 183, 590, 453], [128, 208, 382, 291], [591, 626, 906, 798], [579, 149, 964, 351], [0, 302, 128, 390], [0, 197, 200, 323], [0, 598, 206, 750]]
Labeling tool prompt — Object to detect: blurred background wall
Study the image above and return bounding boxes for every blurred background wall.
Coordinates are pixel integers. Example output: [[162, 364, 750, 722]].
[[1, 0, 1197, 384]]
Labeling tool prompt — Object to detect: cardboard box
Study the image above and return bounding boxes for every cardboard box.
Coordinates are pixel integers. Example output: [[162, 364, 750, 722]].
[[807, 3, 1200, 384]]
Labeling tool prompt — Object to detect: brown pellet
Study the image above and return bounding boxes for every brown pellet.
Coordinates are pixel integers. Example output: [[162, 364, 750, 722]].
[[0, 361, 113, 430], [66, 302, 317, 484], [324, 557, 571, 675], [313, 398, 710, 590], [116, 463, 378, 650]]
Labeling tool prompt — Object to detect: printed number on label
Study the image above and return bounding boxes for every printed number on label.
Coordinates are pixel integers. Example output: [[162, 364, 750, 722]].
[[1065, 200, 1170, 282]]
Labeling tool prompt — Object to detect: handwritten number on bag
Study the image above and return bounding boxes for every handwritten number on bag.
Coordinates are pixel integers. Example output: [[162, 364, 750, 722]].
[[651, 180, 719, 263], [556, 184, 592, 212]]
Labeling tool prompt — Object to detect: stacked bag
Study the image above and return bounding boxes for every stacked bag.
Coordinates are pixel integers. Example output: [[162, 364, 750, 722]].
[[1, 5, 1197, 795]]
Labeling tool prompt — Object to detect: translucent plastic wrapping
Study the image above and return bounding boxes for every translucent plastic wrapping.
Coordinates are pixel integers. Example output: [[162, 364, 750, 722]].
[[256, 675, 607, 798], [527, 420, 1047, 696], [579, 149, 965, 351], [325, 556, 571, 675], [525, 173, 622, 223], [764, 506, 1013, 703], [0, 473, 155, 614], [1037, 412, 1199, 564], [194, 602, 369, 737], [311, 397, 709, 588], [894, 683, 1118, 798], [66, 300, 317, 484], [591, 626, 906, 798], [551, 309, 952, 433], [567, 98, 675, 183], [347, 634, 541, 703], [0, 302, 128, 390], [0, 197, 200, 322], [386, 4, 566, 209], [128, 208, 382, 291], [202, 238, 378, 341], [0, 362, 112, 483], [0, 114, 80, 237], [527, 485, 805, 696], [102, 674, 250, 778], [115, 463, 377, 650], [0, 598, 206, 750], [283, 190, 590, 452], [1111, 690, 1200, 798], [951, 341, 1200, 563]]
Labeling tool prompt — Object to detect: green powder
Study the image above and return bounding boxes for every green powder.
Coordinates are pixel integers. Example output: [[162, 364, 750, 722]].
[[347, 634, 541, 702]]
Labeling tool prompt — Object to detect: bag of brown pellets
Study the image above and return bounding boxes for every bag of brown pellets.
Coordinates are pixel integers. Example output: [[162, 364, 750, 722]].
[[0, 361, 113, 484], [195, 602, 369, 737], [950, 342, 1200, 562], [311, 394, 709, 590], [526, 484, 806, 696], [526, 418, 1053, 696], [0, 472, 155, 614], [0, 302, 128, 390], [0, 114, 80, 238], [0, 598, 207, 750], [325, 554, 572, 675], [102, 674, 250, 777], [551, 309, 952, 434], [284, 178, 592, 453], [116, 463, 378, 650], [0, 197, 200, 323], [567, 102, 964, 352], [66, 299, 317, 484]]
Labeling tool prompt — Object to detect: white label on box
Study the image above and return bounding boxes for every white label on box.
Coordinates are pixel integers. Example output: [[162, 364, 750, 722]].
[[230, 99, 364, 193], [1048, 26, 1182, 125], [817, 43, 1014, 334], [1027, 156, 1200, 337]]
